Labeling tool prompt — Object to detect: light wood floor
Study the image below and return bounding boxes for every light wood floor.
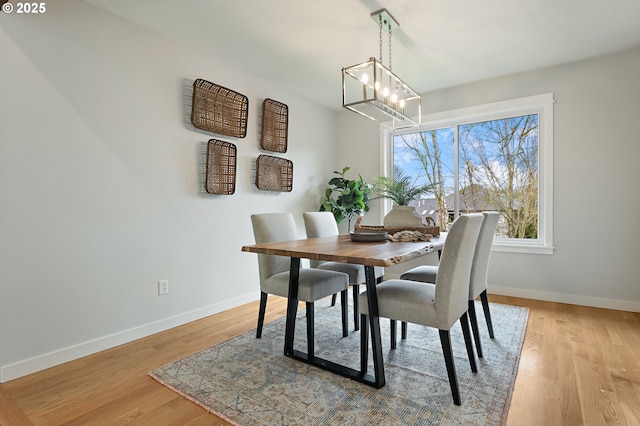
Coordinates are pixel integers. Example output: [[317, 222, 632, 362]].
[[2, 295, 639, 425]]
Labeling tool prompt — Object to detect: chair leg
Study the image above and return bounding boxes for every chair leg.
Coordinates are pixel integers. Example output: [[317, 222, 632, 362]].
[[360, 314, 369, 373], [460, 312, 478, 373], [439, 329, 461, 406], [306, 302, 314, 357], [468, 300, 483, 358], [352, 284, 360, 331], [401, 321, 407, 340], [390, 319, 397, 349], [331, 293, 337, 306], [256, 292, 268, 338], [340, 289, 348, 337], [480, 290, 495, 338]]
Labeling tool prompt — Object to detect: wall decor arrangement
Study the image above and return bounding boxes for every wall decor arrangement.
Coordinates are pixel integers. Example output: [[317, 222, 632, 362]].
[[260, 98, 289, 153], [255, 155, 293, 192], [205, 139, 237, 195], [191, 78, 248, 138]]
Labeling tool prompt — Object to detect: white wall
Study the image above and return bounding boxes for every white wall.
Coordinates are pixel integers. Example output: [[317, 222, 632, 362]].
[[0, 2, 337, 381], [339, 46, 640, 311]]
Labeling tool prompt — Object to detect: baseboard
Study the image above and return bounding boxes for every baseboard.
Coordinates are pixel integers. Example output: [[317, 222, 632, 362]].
[[488, 285, 640, 313], [0, 293, 258, 383]]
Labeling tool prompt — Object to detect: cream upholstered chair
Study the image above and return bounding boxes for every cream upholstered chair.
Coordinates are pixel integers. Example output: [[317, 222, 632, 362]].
[[359, 213, 484, 405], [303, 212, 384, 331], [251, 213, 349, 353], [400, 211, 500, 358]]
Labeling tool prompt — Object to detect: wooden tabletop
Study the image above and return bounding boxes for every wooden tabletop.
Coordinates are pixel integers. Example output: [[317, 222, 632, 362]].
[[242, 233, 446, 267]]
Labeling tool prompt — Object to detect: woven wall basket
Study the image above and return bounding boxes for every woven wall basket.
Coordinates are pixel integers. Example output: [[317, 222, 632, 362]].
[[205, 139, 237, 195], [255, 155, 293, 192], [260, 98, 288, 153], [191, 79, 248, 138]]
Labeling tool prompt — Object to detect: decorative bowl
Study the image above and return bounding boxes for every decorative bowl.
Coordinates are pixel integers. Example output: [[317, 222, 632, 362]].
[[349, 231, 388, 242]]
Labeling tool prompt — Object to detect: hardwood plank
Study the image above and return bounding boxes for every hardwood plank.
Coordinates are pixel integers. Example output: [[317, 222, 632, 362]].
[[3, 294, 640, 425], [0, 383, 33, 426], [492, 295, 640, 426]]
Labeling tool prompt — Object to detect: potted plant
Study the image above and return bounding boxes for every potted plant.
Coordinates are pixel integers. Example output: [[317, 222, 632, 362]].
[[374, 166, 436, 228], [320, 166, 373, 231]]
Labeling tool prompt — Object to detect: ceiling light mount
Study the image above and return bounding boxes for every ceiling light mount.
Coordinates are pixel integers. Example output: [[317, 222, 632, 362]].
[[342, 8, 421, 128], [370, 9, 399, 32]]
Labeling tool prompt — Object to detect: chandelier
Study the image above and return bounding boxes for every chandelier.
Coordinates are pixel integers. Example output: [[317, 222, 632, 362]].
[[342, 8, 421, 128]]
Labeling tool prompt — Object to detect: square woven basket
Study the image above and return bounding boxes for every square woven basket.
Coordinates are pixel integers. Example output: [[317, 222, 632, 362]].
[[255, 155, 293, 192], [205, 139, 237, 195], [260, 98, 288, 153], [191, 79, 248, 138]]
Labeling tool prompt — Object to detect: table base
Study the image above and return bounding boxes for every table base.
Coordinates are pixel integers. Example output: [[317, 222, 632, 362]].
[[285, 349, 382, 388]]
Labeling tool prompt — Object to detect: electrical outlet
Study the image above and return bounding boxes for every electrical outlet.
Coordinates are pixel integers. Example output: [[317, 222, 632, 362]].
[[158, 279, 169, 295]]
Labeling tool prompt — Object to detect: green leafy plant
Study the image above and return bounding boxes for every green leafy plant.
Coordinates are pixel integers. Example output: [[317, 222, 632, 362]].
[[374, 166, 436, 206], [320, 166, 373, 230]]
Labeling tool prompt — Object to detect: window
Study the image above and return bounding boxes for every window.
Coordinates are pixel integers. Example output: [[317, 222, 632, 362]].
[[383, 93, 554, 254]]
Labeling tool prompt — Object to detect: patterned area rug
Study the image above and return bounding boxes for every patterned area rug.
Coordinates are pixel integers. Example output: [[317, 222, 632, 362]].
[[150, 299, 528, 425]]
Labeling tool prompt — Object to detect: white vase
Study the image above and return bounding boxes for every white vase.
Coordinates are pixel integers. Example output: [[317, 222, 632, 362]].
[[383, 205, 423, 228]]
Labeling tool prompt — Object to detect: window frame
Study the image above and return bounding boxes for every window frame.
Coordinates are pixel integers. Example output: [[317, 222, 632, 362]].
[[380, 93, 554, 255]]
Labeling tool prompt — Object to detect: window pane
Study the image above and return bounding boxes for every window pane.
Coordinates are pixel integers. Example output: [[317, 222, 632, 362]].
[[458, 115, 538, 239], [393, 128, 454, 229]]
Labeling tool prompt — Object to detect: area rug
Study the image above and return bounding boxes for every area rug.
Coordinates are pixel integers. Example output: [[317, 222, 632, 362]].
[[150, 299, 528, 425]]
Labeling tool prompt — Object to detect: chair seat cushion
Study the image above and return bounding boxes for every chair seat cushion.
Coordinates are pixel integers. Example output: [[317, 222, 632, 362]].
[[317, 262, 384, 285], [359, 279, 455, 331], [400, 265, 438, 283], [263, 268, 349, 302]]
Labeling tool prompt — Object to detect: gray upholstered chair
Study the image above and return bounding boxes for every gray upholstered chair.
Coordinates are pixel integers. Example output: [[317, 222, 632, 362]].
[[359, 213, 484, 405], [400, 211, 500, 358], [303, 212, 384, 331], [251, 213, 350, 354]]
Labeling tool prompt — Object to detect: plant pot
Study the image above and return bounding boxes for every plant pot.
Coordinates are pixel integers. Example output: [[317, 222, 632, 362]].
[[383, 205, 423, 228]]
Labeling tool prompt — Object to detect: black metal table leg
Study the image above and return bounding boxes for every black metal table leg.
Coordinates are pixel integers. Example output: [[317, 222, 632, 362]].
[[284, 257, 300, 354], [282, 257, 385, 388], [364, 265, 386, 388]]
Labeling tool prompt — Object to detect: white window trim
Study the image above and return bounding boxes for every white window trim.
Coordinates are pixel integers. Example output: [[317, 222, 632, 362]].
[[380, 93, 555, 255]]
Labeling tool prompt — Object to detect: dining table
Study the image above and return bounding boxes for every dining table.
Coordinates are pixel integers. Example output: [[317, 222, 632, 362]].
[[241, 232, 447, 389]]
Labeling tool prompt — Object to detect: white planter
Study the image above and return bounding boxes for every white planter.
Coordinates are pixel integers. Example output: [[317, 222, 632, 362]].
[[383, 205, 423, 228]]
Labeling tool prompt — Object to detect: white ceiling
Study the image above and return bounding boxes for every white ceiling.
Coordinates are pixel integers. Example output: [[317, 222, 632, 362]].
[[87, 0, 640, 110]]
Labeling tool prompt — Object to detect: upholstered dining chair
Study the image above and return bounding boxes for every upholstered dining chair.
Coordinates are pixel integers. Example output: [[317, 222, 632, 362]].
[[303, 212, 384, 331], [251, 213, 350, 354], [359, 213, 484, 405], [400, 211, 500, 358]]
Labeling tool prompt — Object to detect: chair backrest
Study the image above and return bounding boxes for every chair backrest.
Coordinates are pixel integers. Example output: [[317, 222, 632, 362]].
[[469, 212, 500, 299], [434, 213, 484, 328], [303, 212, 339, 238], [251, 213, 298, 284], [302, 212, 339, 268]]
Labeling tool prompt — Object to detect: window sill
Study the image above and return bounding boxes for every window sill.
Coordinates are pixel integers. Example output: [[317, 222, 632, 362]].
[[492, 243, 555, 255]]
